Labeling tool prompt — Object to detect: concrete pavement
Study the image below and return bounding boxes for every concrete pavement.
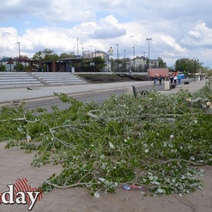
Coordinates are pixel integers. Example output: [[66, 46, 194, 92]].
[[0, 79, 208, 105], [159, 78, 208, 94], [0, 81, 153, 105]]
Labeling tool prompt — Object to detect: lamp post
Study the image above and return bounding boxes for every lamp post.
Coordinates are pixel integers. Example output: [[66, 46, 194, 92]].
[[143, 51, 146, 72], [133, 47, 135, 72], [108, 47, 113, 72], [192, 58, 199, 82], [146, 38, 152, 69], [0, 50, 2, 71], [116, 44, 119, 72], [82, 47, 84, 56], [81, 47, 84, 70], [124, 50, 126, 72], [17, 42, 21, 71]]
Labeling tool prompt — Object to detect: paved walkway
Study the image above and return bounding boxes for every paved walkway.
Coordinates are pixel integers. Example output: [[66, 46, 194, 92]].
[[159, 79, 208, 94], [0, 79, 211, 212], [0, 79, 208, 105], [0, 81, 152, 105]]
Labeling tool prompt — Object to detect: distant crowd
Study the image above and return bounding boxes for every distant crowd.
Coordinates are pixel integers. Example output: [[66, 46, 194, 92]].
[[153, 73, 203, 86], [153, 74, 182, 86]]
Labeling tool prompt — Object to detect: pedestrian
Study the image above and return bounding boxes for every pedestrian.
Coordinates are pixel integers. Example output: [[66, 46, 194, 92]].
[[177, 75, 181, 85], [174, 75, 177, 85], [154, 76, 157, 85], [129, 70, 132, 76], [158, 75, 162, 85], [169, 76, 173, 85]]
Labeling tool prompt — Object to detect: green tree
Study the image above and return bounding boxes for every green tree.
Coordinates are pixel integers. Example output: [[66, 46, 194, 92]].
[[32, 49, 59, 61], [14, 63, 25, 71], [175, 58, 202, 74], [59, 52, 75, 59], [0, 64, 6, 71], [32, 51, 43, 61], [93, 57, 106, 71], [158, 57, 167, 68], [42, 49, 59, 61]]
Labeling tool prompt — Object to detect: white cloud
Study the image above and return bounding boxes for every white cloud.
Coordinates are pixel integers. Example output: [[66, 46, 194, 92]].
[[89, 16, 126, 39], [189, 31, 200, 38], [0, 0, 212, 67], [156, 34, 186, 53]]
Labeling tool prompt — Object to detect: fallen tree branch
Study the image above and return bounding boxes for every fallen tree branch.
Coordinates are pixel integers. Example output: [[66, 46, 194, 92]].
[[87, 112, 99, 119], [0, 117, 38, 123], [44, 179, 97, 189], [49, 128, 74, 149], [156, 158, 206, 166]]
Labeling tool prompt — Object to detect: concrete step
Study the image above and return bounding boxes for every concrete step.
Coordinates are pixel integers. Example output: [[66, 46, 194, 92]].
[[0, 72, 87, 88]]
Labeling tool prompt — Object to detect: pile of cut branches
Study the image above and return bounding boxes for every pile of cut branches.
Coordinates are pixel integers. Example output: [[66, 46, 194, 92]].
[[0, 79, 212, 197]]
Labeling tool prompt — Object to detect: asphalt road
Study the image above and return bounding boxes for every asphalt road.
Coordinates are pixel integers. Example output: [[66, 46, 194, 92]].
[[24, 83, 164, 111]]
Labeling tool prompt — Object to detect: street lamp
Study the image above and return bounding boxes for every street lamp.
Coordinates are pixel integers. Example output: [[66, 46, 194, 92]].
[[17, 42, 21, 71], [146, 38, 152, 69], [81, 47, 84, 70], [133, 47, 135, 71], [124, 50, 126, 72], [116, 44, 119, 72], [108, 47, 113, 72], [82, 47, 84, 56], [0, 50, 2, 71], [143, 52, 146, 71], [192, 58, 199, 82]]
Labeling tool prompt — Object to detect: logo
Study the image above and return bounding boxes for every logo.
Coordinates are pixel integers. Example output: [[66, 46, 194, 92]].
[[0, 178, 42, 211]]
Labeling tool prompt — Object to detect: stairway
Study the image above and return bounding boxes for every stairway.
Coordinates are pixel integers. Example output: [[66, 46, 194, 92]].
[[30, 72, 86, 86], [0, 72, 87, 88], [0, 72, 43, 88]]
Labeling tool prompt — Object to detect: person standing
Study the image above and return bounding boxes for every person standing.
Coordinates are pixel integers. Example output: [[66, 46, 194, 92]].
[[174, 75, 177, 85], [154, 76, 157, 85], [158, 75, 162, 85], [177, 74, 181, 84], [169, 75, 173, 85]]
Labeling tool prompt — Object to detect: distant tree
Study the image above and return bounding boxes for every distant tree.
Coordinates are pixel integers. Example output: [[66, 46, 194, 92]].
[[158, 57, 167, 68], [59, 52, 75, 59], [32, 49, 59, 61], [32, 51, 44, 61], [110, 58, 115, 72], [0, 64, 6, 71], [175, 58, 196, 74], [14, 63, 25, 71], [42, 49, 59, 61], [93, 57, 106, 71]]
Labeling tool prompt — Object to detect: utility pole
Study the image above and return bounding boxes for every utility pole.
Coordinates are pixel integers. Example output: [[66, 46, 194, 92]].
[[108, 47, 113, 72], [17, 42, 21, 71], [124, 50, 126, 72], [133, 47, 135, 71], [116, 44, 119, 72], [146, 38, 152, 69], [0, 50, 2, 71], [76, 38, 79, 56], [192, 57, 199, 82], [143, 52, 146, 72]]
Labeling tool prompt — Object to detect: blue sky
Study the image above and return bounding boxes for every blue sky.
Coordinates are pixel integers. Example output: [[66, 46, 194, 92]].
[[0, 0, 212, 68]]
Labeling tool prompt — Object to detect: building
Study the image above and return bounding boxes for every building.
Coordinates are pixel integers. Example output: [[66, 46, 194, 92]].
[[93, 50, 108, 61], [133, 56, 146, 72], [0, 57, 14, 71], [82, 51, 93, 58], [149, 59, 159, 68]]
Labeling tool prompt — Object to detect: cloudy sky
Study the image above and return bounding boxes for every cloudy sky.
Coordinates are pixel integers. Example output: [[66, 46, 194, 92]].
[[0, 0, 212, 67]]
